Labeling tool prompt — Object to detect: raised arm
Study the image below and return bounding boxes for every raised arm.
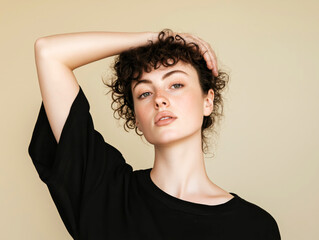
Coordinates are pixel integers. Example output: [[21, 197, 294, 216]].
[[34, 31, 157, 143]]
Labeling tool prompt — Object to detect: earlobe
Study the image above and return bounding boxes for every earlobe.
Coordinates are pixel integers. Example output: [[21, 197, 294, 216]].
[[135, 118, 142, 132]]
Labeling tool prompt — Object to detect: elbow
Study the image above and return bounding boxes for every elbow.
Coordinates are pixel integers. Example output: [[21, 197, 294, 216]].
[[34, 37, 46, 52], [34, 37, 52, 59]]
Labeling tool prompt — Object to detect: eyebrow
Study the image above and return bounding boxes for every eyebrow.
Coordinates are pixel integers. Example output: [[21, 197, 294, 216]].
[[132, 70, 189, 90]]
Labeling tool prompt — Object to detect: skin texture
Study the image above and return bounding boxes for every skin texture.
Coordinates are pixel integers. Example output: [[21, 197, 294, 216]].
[[133, 61, 213, 146], [131, 61, 233, 205]]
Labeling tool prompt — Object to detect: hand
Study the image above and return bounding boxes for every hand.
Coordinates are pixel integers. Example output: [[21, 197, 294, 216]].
[[175, 32, 219, 77]]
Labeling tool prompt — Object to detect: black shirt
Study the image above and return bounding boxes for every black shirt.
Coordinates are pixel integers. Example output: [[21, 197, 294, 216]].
[[28, 85, 281, 239]]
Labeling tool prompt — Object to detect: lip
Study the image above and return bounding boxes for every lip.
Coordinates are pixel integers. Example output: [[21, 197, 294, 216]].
[[154, 111, 177, 125], [155, 117, 177, 126]]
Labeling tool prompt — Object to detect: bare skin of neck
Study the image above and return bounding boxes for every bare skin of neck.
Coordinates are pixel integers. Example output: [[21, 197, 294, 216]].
[[150, 130, 234, 205]]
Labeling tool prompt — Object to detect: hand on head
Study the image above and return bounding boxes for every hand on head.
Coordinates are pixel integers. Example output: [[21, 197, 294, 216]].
[[173, 32, 219, 77]]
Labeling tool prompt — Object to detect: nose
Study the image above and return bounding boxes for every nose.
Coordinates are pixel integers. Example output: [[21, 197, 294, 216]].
[[154, 92, 170, 110]]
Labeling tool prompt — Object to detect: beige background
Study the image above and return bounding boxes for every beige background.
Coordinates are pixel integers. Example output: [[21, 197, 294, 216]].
[[1, 0, 318, 239]]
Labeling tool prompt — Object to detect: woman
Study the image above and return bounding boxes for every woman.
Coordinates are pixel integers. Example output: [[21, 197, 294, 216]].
[[28, 29, 281, 239]]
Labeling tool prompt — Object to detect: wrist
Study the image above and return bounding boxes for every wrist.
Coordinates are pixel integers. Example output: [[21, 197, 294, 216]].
[[145, 31, 158, 43]]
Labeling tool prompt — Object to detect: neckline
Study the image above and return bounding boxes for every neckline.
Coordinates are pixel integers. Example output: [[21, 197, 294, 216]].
[[141, 168, 241, 215]]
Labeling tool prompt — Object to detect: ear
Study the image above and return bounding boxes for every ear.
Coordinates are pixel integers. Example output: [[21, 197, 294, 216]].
[[203, 89, 214, 116], [136, 122, 142, 132]]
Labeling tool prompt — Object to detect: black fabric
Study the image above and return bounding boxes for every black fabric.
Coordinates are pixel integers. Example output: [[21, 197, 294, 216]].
[[28, 86, 281, 240]]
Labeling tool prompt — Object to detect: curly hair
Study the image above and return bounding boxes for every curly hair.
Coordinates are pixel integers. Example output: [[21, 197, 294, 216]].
[[104, 29, 229, 152]]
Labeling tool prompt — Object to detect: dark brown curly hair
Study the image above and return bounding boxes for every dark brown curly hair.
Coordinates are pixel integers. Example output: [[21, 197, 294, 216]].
[[104, 29, 229, 152]]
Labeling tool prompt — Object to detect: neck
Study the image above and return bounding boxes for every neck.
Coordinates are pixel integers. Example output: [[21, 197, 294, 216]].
[[151, 130, 213, 199]]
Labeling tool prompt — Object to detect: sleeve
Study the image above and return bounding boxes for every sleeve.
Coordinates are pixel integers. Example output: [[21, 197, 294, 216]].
[[266, 215, 281, 240], [28, 85, 133, 239]]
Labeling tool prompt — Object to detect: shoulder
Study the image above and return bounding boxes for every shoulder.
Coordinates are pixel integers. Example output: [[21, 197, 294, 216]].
[[236, 194, 275, 221], [228, 193, 281, 238], [235, 194, 280, 231]]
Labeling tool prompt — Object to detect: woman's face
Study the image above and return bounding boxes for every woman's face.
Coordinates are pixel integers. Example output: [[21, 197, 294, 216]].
[[131, 61, 214, 146]]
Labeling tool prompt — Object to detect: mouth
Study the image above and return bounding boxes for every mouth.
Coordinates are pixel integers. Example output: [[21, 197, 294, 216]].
[[159, 116, 173, 121], [154, 111, 177, 126], [154, 111, 177, 124], [155, 117, 177, 126]]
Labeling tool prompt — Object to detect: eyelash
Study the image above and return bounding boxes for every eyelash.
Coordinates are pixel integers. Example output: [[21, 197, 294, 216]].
[[138, 83, 184, 99]]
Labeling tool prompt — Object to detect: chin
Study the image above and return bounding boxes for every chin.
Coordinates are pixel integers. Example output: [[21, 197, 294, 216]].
[[145, 131, 197, 147]]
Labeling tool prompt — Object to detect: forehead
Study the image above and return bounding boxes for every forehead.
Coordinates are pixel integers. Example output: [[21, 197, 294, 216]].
[[144, 61, 195, 77], [132, 61, 197, 86]]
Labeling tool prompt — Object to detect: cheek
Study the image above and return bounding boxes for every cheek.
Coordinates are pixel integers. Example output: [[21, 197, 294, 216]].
[[176, 92, 205, 129], [134, 102, 151, 126], [180, 91, 204, 115]]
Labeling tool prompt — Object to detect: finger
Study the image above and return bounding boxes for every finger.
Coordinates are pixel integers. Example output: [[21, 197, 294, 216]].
[[207, 45, 219, 76], [198, 40, 216, 74], [196, 37, 218, 70], [202, 44, 218, 74], [203, 50, 214, 69], [191, 36, 213, 67], [182, 34, 218, 76], [202, 42, 218, 76]]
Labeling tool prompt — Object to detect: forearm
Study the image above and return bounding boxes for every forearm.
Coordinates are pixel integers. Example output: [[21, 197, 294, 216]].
[[35, 31, 157, 70]]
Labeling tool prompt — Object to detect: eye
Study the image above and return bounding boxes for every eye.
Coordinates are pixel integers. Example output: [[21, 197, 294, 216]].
[[138, 92, 152, 99], [171, 83, 184, 89]]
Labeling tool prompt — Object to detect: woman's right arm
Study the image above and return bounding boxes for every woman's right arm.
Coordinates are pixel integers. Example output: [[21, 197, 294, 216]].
[[34, 31, 157, 143]]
